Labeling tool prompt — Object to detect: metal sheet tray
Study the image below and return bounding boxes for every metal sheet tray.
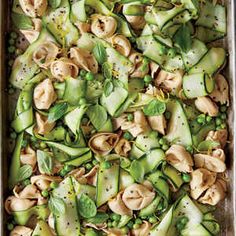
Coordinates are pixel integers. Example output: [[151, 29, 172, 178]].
[[0, 0, 235, 235]]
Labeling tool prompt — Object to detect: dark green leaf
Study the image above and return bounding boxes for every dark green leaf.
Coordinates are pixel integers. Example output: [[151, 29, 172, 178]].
[[93, 43, 107, 64], [48, 196, 66, 215], [173, 24, 192, 53], [197, 140, 220, 151], [11, 13, 33, 30], [78, 194, 97, 218], [143, 99, 166, 116], [48, 103, 68, 123], [17, 165, 33, 182], [49, 0, 61, 8], [102, 62, 112, 80], [37, 150, 53, 175], [104, 80, 114, 97], [86, 104, 107, 130], [86, 212, 109, 224]]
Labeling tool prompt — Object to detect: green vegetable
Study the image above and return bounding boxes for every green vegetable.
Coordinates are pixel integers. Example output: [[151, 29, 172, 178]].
[[48, 195, 66, 216], [197, 140, 220, 151], [173, 24, 192, 53], [11, 12, 33, 30], [78, 194, 97, 218], [144, 75, 152, 83], [17, 165, 33, 182], [101, 161, 112, 169], [143, 99, 166, 116], [37, 150, 53, 175], [182, 173, 191, 183], [93, 43, 107, 64], [102, 62, 113, 80], [123, 131, 133, 140], [104, 80, 114, 97], [127, 113, 134, 121], [41, 190, 49, 197], [48, 103, 68, 123], [50, 181, 59, 189], [86, 72, 95, 81], [49, 0, 61, 8]]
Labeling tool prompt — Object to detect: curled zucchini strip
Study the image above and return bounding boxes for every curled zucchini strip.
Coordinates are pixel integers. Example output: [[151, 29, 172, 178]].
[[183, 73, 215, 99]]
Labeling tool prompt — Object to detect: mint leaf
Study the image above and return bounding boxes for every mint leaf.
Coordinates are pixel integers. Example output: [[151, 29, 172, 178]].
[[37, 150, 53, 175], [143, 99, 166, 116], [104, 80, 114, 97], [102, 62, 112, 80], [11, 13, 33, 30], [48, 102, 68, 123], [78, 194, 97, 218], [17, 165, 32, 182], [173, 24, 192, 53], [48, 196, 66, 215], [93, 43, 107, 64], [49, 0, 61, 8]]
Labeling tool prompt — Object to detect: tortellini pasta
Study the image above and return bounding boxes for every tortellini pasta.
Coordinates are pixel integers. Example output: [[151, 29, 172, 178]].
[[20, 146, 37, 170], [114, 138, 131, 157], [110, 34, 131, 57], [10, 226, 33, 236], [35, 112, 55, 135], [147, 114, 166, 135], [195, 96, 219, 117]]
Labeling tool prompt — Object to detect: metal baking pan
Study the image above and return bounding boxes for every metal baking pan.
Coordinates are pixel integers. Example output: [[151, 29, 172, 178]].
[[0, 0, 235, 235]]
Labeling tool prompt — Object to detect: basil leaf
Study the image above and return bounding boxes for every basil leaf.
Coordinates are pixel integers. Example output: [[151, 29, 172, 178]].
[[130, 160, 145, 182], [86, 104, 107, 130], [197, 140, 220, 151], [78, 194, 97, 218], [102, 62, 112, 80], [48, 196, 66, 215], [11, 13, 33, 30], [143, 99, 166, 116], [48, 102, 68, 123], [173, 24, 192, 53], [17, 165, 33, 182], [93, 43, 107, 64], [104, 80, 114, 97], [49, 0, 61, 8], [86, 212, 109, 224], [37, 150, 53, 175]]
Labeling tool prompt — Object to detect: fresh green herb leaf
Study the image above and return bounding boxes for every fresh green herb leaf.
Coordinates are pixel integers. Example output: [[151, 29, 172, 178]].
[[48, 196, 66, 215], [113, 80, 124, 88], [173, 24, 192, 53], [86, 212, 109, 224], [37, 150, 53, 175], [17, 165, 33, 182], [129, 160, 145, 182], [48, 103, 68, 123], [140, 57, 149, 72], [143, 99, 166, 116], [11, 13, 33, 30], [86, 104, 107, 130], [104, 80, 114, 97], [49, 0, 61, 8], [197, 140, 220, 151], [102, 62, 112, 80], [78, 194, 97, 218], [93, 43, 107, 64]]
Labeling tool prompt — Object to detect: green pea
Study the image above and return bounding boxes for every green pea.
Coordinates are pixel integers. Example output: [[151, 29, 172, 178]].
[[79, 98, 87, 105], [9, 38, 15, 45], [8, 46, 16, 53], [186, 145, 193, 154], [111, 213, 121, 221], [206, 116, 212, 123], [197, 114, 206, 124], [40, 142, 47, 149], [180, 216, 189, 225], [149, 130, 158, 139], [182, 173, 191, 183], [8, 88, 15, 95], [85, 163, 93, 170], [144, 75, 152, 83], [167, 48, 176, 58], [112, 221, 118, 227], [220, 105, 227, 112], [133, 223, 140, 229], [50, 181, 59, 189], [86, 72, 95, 81], [92, 159, 99, 165], [121, 227, 129, 234], [159, 46, 166, 55], [10, 32, 17, 39], [7, 223, 14, 231], [215, 118, 222, 126], [159, 138, 166, 145], [221, 123, 226, 129], [101, 161, 111, 169], [123, 131, 132, 141], [10, 132, 17, 139], [176, 221, 185, 231], [216, 126, 222, 131], [135, 218, 142, 225], [80, 69, 87, 77], [149, 216, 157, 224], [22, 178, 31, 186], [127, 221, 134, 229], [165, 111, 171, 120], [107, 221, 112, 228], [41, 190, 49, 197], [220, 113, 227, 120], [162, 144, 169, 151], [127, 113, 134, 121]]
